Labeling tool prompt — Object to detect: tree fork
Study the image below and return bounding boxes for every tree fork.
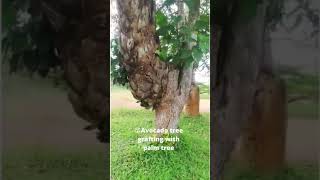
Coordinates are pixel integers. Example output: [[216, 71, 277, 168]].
[[117, 0, 198, 130]]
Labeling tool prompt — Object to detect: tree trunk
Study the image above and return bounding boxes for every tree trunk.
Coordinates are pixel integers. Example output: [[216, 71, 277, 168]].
[[184, 83, 200, 117], [116, 0, 195, 130], [239, 28, 287, 172], [240, 73, 287, 172], [212, 1, 272, 179], [155, 68, 193, 129], [41, 0, 109, 142]]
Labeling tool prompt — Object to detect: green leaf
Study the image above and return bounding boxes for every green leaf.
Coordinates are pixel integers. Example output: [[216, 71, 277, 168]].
[[192, 47, 203, 62], [2, 2, 16, 29], [198, 34, 209, 53], [194, 15, 209, 31], [172, 16, 182, 24], [156, 11, 168, 27], [157, 24, 174, 37], [179, 49, 192, 59]]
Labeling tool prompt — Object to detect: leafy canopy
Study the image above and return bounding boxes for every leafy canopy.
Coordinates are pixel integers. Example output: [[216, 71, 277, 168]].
[[2, 0, 59, 76], [155, 0, 209, 68], [111, 0, 210, 85]]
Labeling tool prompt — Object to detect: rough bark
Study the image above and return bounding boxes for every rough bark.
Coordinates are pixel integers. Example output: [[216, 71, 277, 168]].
[[116, 0, 194, 130], [239, 24, 287, 172], [240, 73, 287, 172], [41, 0, 109, 142], [212, 1, 273, 179], [184, 83, 200, 117]]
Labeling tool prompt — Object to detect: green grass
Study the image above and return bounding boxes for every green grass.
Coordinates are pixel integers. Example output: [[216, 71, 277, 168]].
[[112, 84, 211, 100], [198, 83, 210, 100], [288, 101, 319, 119], [3, 148, 107, 180], [278, 67, 318, 119], [111, 109, 210, 180], [224, 163, 318, 180], [111, 84, 130, 92]]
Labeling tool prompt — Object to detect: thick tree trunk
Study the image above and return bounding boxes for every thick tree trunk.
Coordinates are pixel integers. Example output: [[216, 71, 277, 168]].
[[117, 0, 194, 130], [212, 1, 271, 179], [42, 0, 109, 142]]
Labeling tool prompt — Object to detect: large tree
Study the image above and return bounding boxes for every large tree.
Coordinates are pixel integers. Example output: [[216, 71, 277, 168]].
[[114, 0, 209, 130]]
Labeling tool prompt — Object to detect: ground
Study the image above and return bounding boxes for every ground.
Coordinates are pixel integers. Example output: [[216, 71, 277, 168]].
[[3, 74, 107, 179]]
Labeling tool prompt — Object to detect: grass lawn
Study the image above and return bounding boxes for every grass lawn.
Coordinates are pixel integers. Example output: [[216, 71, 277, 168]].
[[3, 148, 107, 180], [288, 101, 318, 119], [280, 67, 318, 120], [112, 84, 210, 100], [111, 109, 210, 180], [198, 83, 210, 100]]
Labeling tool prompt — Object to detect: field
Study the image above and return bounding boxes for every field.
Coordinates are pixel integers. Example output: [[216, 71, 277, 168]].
[[224, 163, 318, 180], [3, 74, 107, 180], [111, 109, 210, 179], [3, 149, 107, 180]]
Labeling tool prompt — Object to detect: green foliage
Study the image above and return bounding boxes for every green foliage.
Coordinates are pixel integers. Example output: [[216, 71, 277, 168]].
[[2, 0, 16, 29], [111, 109, 210, 179], [2, 0, 59, 77], [155, 0, 209, 68], [110, 39, 128, 86], [111, 0, 209, 85]]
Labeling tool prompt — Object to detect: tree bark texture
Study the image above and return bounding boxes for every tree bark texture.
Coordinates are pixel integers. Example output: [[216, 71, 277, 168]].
[[240, 73, 287, 172], [41, 0, 109, 142], [212, 1, 275, 179], [184, 84, 200, 116], [117, 0, 194, 130]]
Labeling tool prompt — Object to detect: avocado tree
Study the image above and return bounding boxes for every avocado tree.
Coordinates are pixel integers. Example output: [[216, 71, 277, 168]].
[[113, 0, 209, 130]]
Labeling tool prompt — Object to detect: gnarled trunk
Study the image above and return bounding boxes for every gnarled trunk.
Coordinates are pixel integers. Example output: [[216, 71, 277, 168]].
[[42, 0, 109, 142], [116, 0, 194, 130]]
